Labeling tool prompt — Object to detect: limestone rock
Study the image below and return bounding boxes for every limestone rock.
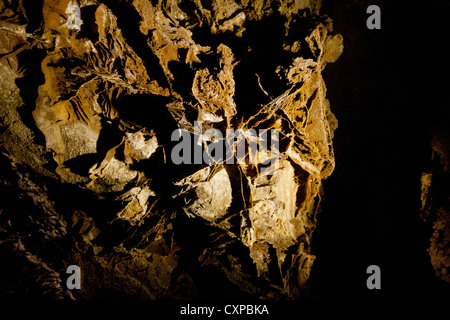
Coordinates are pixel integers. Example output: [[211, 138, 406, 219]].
[[0, 0, 343, 298]]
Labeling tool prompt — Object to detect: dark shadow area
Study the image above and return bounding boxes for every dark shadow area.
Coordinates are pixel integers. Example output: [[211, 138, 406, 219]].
[[0, 151, 72, 284], [188, 5, 322, 125], [311, 0, 450, 299], [63, 153, 100, 176], [21, 0, 43, 33], [104, 0, 170, 89], [167, 53, 196, 100], [188, 5, 291, 119], [231, 10, 290, 113], [63, 118, 123, 176], [113, 93, 209, 213], [113, 94, 173, 140], [172, 214, 258, 299], [77, 5, 100, 43], [15, 47, 47, 146]]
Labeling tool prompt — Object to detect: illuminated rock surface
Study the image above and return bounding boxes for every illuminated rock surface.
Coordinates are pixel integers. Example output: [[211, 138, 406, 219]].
[[0, 0, 345, 299]]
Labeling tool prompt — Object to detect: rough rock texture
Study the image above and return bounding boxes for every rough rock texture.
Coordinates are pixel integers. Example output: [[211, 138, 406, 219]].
[[420, 129, 450, 283], [0, 0, 343, 299]]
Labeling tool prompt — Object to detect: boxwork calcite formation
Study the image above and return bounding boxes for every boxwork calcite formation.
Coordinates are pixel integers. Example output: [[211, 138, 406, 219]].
[[0, 0, 342, 299]]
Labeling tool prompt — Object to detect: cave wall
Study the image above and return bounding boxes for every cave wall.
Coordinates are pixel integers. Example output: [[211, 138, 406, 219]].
[[0, 0, 449, 301], [0, 0, 344, 299]]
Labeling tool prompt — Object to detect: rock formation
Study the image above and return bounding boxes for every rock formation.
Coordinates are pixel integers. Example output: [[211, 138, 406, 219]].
[[0, 0, 343, 299], [420, 129, 450, 284]]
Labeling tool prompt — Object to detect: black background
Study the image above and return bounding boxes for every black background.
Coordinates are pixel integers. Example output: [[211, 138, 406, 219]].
[[311, 0, 450, 300]]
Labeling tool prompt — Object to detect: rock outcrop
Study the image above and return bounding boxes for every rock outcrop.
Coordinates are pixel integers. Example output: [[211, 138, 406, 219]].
[[421, 129, 450, 284], [0, 0, 343, 298]]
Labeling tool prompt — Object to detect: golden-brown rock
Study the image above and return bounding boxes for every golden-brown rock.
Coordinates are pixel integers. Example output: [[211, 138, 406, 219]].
[[0, 0, 343, 298]]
